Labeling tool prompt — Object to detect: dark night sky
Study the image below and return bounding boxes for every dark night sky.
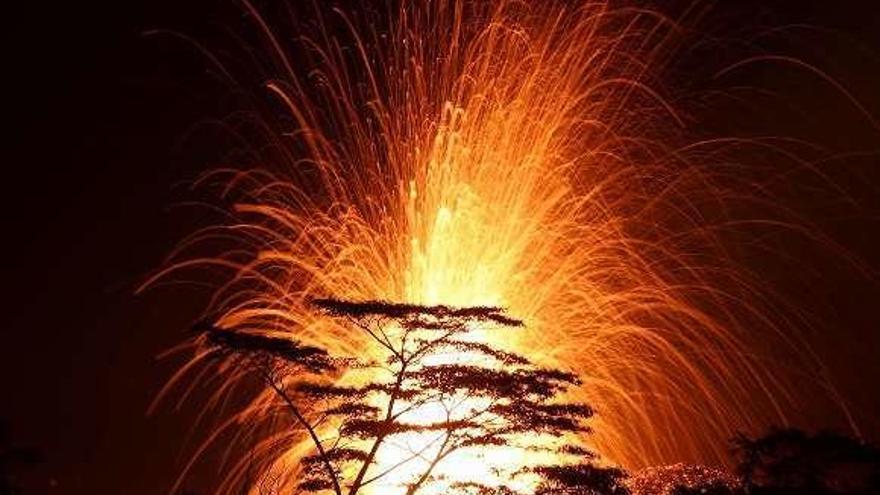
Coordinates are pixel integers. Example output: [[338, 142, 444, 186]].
[[1, 1, 879, 494]]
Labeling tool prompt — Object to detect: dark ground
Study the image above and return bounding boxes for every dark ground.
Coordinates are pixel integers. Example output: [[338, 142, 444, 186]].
[[1, 1, 879, 494]]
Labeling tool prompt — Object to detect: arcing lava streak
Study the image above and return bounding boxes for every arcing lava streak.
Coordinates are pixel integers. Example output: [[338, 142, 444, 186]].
[[144, 1, 860, 493]]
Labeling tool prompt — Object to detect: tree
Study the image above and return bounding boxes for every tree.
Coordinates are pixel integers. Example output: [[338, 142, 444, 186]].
[[733, 428, 880, 495], [200, 298, 626, 495], [670, 428, 880, 495]]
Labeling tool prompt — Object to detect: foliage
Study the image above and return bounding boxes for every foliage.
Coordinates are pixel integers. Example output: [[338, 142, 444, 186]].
[[201, 298, 625, 495], [734, 428, 880, 495], [670, 429, 880, 495]]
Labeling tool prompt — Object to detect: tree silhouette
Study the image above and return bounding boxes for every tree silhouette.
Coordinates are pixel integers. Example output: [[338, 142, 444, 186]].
[[200, 298, 626, 495], [733, 428, 880, 495], [668, 428, 880, 495]]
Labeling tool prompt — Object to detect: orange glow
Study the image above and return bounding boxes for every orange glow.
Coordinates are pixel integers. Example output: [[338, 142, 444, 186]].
[[143, 1, 858, 493]]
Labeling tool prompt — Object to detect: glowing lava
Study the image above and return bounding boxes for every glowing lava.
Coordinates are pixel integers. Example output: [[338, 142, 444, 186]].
[[144, 1, 857, 493]]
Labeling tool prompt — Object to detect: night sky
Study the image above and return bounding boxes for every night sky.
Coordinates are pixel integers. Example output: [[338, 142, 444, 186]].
[[2, 1, 880, 494]]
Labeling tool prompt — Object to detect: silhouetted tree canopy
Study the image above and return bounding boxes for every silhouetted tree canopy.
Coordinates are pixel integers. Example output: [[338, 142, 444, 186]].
[[529, 463, 629, 495], [734, 428, 880, 495], [669, 429, 880, 495], [200, 298, 625, 495]]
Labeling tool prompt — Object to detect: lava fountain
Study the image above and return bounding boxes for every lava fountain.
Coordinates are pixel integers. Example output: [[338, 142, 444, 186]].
[[143, 0, 860, 493]]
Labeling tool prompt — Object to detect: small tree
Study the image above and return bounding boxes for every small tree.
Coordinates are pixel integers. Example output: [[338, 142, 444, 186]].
[[201, 298, 626, 495], [733, 428, 880, 495], [668, 429, 880, 495]]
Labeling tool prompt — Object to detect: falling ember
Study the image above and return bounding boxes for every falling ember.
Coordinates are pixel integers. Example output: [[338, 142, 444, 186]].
[[143, 0, 862, 493]]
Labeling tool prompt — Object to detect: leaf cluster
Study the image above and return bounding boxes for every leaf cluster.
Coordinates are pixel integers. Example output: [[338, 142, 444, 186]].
[[199, 299, 622, 495]]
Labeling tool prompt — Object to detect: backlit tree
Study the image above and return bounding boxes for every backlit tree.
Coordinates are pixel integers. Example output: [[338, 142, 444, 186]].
[[201, 298, 626, 495]]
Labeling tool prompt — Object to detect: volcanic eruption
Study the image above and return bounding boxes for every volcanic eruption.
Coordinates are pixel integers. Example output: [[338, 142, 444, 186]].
[[144, 1, 869, 493]]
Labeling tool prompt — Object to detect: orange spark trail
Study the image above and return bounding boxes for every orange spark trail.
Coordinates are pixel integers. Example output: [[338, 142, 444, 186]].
[[143, 1, 862, 493]]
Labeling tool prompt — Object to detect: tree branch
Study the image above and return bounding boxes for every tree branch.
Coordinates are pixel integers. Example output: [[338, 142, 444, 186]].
[[259, 370, 342, 495]]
